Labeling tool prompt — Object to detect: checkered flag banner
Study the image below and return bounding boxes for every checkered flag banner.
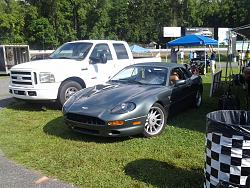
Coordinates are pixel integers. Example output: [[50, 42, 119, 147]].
[[204, 110, 250, 188]]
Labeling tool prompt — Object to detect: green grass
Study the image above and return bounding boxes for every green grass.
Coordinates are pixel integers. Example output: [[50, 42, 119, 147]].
[[0, 69, 247, 188], [0, 75, 8, 79]]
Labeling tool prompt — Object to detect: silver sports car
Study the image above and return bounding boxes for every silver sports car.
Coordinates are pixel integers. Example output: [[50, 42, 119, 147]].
[[63, 62, 203, 137]]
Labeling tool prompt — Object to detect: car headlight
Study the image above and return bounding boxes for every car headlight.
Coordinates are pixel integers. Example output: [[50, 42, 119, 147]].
[[39, 72, 55, 83], [111, 102, 136, 114]]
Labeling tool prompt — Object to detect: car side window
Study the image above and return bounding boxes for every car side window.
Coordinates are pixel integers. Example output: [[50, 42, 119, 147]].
[[113, 43, 129, 59], [90, 43, 112, 61], [169, 68, 181, 85]]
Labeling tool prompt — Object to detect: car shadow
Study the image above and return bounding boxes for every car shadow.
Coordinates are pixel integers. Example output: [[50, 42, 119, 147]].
[[5, 100, 60, 112], [124, 159, 203, 188], [0, 97, 16, 109], [167, 82, 221, 133], [43, 116, 135, 143]]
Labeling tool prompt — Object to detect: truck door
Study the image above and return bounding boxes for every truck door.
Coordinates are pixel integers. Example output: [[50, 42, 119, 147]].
[[88, 43, 115, 85], [112, 43, 132, 77]]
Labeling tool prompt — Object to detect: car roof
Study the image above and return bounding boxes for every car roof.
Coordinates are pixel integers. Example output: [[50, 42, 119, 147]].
[[133, 62, 184, 69]]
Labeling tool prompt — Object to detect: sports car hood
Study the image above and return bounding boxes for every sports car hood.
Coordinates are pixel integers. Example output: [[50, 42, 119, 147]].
[[65, 83, 168, 115]]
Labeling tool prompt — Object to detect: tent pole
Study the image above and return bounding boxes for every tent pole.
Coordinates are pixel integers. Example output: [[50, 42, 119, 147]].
[[204, 45, 206, 76], [218, 43, 221, 70]]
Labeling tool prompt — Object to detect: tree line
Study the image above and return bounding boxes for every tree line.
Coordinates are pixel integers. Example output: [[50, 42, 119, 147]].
[[0, 0, 249, 49]]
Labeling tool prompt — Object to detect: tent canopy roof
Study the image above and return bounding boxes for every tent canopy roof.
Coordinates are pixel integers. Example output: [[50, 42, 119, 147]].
[[168, 34, 218, 47], [130, 44, 150, 53]]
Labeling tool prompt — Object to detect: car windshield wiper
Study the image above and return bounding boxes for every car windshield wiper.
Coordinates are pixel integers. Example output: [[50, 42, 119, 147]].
[[57, 57, 71, 59], [130, 80, 143, 85], [109, 80, 121, 83], [109, 79, 143, 85], [123, 79, 143, 85]]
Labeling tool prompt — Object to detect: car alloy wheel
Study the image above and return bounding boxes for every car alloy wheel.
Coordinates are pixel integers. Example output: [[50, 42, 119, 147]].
[[143, 103, 166, 137]]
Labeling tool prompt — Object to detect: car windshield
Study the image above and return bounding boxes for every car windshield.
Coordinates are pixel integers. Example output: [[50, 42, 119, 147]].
[[110, 66, 168, 86], [50, 42, 93, 60]]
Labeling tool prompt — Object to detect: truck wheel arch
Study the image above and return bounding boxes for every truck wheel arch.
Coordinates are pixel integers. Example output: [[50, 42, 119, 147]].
[[60, 77, 86, 89], [57, 77, 86, 106]]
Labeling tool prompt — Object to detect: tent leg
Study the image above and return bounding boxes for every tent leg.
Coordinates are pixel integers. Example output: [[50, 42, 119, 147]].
[[204, 46, 206, 76], [218, 43, 221, 70]]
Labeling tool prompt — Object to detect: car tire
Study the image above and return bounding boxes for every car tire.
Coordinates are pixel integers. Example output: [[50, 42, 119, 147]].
[[58, 80, 83, 106], [193, 90, 202, 108], [143, 103, 167, 137]]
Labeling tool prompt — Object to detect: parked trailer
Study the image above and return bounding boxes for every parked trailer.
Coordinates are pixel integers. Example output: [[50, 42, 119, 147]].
[[0, 45, 30, 74]]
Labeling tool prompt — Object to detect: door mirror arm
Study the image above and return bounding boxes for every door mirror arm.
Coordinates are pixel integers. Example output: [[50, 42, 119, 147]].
[[175, 79, 186, 86]]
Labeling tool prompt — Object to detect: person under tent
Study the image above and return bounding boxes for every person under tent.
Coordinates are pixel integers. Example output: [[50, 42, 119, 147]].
[[170, 46, 179, 63], [180, 50, 184, 64], [209, 45, 217, 74], [189, 51, 193, 62]]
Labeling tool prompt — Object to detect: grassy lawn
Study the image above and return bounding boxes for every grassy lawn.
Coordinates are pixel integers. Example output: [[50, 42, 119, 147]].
[[0, 75, 8, 79], [0, 69, 247, 188]]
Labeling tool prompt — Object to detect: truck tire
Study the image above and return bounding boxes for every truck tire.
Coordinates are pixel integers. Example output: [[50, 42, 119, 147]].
[[58, 80, 83, 106]]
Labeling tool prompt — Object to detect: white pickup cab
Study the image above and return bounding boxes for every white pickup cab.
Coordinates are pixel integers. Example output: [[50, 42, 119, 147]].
[[9, 40, 161, 105]]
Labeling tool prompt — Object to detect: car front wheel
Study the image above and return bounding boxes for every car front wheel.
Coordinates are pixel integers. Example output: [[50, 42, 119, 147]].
[[143, 103, 167, 137]]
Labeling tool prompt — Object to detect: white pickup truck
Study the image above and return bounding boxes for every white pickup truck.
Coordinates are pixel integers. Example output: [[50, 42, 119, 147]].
[[9, 40, 161, 105]]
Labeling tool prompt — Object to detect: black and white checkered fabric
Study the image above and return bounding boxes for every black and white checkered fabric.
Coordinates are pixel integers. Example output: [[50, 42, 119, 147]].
[[204, 132, 250, 188]]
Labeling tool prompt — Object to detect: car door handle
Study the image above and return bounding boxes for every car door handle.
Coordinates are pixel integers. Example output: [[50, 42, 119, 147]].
[[81, 68, 88, 71]]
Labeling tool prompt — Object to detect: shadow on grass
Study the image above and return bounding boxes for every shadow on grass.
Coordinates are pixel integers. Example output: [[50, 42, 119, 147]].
[[124, 159, 203, 188], [43, 116, 134, 143], [0, 97, 16, 109], [5, 100, 60, 112], [167, 82, 218, 133]]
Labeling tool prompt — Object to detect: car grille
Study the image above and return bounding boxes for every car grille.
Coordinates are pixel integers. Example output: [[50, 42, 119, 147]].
[[66, 113, 106, 126], [10, 71, 36, 87]]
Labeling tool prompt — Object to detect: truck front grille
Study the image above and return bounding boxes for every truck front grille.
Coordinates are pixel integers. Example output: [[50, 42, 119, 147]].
[[10, 71, 34, 87]]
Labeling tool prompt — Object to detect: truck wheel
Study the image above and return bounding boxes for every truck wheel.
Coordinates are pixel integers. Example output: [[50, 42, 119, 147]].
[[58, 81, 83, 106]]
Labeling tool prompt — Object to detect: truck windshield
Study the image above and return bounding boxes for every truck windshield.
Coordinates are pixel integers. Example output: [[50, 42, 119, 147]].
[[50, 42, 93, 60]]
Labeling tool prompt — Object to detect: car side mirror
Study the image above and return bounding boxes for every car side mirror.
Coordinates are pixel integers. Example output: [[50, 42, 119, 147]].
[[175, 79, 186, 86]]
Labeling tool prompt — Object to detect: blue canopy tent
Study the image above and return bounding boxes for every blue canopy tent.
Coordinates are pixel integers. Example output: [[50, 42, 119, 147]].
[[168, 34, 218, 46], [130, 44, 150, 53], [167, 35, 220, 74]]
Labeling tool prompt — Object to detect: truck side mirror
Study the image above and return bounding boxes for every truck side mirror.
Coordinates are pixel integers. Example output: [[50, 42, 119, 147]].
[[100, 51, 107, 64], [89, 50, 108, 64]]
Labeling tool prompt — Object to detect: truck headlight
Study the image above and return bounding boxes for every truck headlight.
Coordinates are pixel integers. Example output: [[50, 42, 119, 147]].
[[39, 72, 55, 83]]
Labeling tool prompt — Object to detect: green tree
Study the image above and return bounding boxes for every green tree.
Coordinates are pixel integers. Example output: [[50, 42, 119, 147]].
[[86, 0, 112, 39], [27, 17, 57, 49], [0, 0, 25, 44], [108, 0, 129, 40]]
